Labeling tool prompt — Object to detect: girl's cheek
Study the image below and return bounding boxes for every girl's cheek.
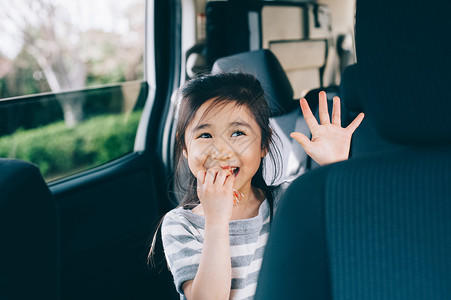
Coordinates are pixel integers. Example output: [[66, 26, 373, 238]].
[[187, 158, 204, 179], [188, 147, 208, 169], [237, 137, 260, 153]]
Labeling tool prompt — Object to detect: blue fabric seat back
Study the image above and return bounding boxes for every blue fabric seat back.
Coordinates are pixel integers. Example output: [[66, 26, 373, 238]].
[[255, 0, 451, 299], [340, 64, 405, 157], [0, 159, 60, 300]]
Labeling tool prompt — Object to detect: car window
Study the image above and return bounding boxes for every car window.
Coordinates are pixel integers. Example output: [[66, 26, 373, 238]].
[[0, 0, 146, 181]]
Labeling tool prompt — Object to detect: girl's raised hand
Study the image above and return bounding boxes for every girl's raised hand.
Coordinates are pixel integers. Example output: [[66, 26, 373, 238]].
[[290, 91, 364, 166], [196, 167, 235, 223]]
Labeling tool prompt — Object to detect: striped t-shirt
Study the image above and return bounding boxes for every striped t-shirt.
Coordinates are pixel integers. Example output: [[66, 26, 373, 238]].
[[161, 191, 281, 300]]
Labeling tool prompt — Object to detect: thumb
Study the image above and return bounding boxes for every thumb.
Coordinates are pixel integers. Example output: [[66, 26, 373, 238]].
[[290, 132, 312, 151], [345, 112, 365, 134]]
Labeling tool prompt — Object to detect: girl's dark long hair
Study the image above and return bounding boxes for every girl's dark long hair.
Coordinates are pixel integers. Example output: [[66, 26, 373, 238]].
[[149, 72, 281, 264]]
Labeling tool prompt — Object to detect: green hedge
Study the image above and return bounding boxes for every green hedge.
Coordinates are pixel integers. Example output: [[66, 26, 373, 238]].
[[0, 111, 142, 180]]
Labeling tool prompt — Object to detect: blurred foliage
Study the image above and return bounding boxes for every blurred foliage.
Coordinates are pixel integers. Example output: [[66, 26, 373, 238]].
[[0, 111, 142, 180], [0, 50, 50, 99]]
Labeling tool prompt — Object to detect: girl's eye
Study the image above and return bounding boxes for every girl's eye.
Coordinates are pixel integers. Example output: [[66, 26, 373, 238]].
[[198, 133, 212, 138], [231, 131, 245, 137]]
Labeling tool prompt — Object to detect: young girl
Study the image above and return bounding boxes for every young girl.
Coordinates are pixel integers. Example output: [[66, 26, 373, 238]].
[[159, 73, 363, 300]]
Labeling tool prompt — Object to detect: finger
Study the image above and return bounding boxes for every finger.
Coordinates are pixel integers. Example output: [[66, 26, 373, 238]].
[[215, 168, 232, 186], [205, 168, 219, 185], [290, 132, 313, 152], [224, 172, 235, 190], [331, 96, 341, 126], [345, 112, 365, 134], [299, 98, 318, 130], [318, 91, 330, 125]]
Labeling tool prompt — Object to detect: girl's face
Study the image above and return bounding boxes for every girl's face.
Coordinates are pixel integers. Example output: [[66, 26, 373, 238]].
[[183, 99, 267, 193]]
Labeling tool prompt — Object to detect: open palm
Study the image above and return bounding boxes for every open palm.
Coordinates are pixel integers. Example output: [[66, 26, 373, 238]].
[[290, 91, 364, 166]]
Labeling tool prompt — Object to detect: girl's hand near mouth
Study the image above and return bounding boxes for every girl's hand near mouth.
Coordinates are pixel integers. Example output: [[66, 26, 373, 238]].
[[197, 167, 235, 223]]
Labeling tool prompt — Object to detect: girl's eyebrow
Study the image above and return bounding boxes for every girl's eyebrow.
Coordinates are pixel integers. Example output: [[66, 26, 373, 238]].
[[192, 123, 211, 132], [192, 121, 251, 132], [229, 121, 252, 129]]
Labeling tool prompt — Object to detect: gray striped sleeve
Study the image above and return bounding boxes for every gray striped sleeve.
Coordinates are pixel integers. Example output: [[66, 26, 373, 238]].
[[161, 210, 201, 296], [273, 181, 291, 213]]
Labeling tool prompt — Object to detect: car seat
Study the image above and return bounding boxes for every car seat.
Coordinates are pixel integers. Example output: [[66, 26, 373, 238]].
[[340, 63, 405, 158], [0, 159, 60, 300], [255, 0, 451, 299]]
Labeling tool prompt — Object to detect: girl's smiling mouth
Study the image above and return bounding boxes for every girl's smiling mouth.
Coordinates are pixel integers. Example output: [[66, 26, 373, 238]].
[[221, 166, 240, 177]]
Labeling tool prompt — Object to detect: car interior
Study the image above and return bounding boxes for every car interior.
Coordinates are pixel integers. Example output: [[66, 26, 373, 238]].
[[1, 0, 450, 299]]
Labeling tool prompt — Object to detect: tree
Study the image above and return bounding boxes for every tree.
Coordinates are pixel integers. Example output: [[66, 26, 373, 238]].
[[0, 0, 87, 128]]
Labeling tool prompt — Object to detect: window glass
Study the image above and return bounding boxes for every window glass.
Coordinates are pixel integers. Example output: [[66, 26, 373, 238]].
[[0, 0, 147, 181]]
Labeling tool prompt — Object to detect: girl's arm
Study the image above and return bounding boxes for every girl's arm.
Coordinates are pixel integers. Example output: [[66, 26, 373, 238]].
[[183, 168, 235, 300], [182, 219, 231, 299], [291, 91, 364, 166]]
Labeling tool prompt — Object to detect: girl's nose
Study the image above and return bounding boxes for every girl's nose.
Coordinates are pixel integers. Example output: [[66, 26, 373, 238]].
[[211, 150, 232, 160]]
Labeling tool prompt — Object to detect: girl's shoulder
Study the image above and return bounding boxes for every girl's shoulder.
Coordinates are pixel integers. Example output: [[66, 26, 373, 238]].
[[161, 207, 205, 248], [162, 207, 189, 226], [161, 207, 192, 241], [162, 206, 204, 232], [163, 206, 185, 220]]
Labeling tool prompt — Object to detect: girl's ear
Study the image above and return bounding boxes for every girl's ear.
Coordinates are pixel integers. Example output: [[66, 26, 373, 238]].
[[178, 131, 188, 158], [261, 147, 268, 158]]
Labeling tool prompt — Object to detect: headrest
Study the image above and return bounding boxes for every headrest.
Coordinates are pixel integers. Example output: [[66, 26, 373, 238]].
[[212, 50, 297, 116], [340, 64, 362, 112], [355, 0, 451, 144]]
